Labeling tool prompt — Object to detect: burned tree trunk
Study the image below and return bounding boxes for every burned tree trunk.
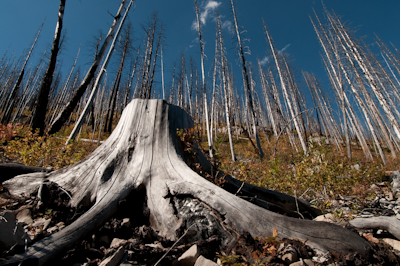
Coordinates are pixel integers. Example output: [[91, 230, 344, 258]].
[[48, 0, 128, 135], [3, 99, 370, 265], [31, 0, 65, 135]]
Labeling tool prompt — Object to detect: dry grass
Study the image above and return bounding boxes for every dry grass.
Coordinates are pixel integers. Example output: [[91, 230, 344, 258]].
[[2, 123, 399, 212], [199, 130, 399, 211]]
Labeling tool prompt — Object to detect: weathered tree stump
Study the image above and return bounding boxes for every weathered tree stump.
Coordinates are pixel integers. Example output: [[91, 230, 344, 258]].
[[2, 99, 370, 265]]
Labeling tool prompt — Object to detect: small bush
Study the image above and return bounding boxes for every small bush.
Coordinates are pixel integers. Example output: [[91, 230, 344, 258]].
[[2, 126, 100, 169]]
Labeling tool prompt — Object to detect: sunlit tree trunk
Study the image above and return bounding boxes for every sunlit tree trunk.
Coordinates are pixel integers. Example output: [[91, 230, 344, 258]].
[[333, 13, 400, 143], [258, 59, 278, 136], [264, 21, 308, 154], [217, 14, 235, 162], [194, 0, 213, 159], [49, 0, 127, 135], [66, 0, 133, 143], [230, 0, 263, 159]]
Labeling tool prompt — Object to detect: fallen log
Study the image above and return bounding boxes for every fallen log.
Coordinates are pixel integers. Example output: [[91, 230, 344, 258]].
[[2, 99, 371, 265], [350, 216, 400, 240], [0, 163, 50, 183]]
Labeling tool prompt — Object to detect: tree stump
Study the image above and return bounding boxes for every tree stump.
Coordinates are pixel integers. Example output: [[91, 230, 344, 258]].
[[2, 99, 370, 265]]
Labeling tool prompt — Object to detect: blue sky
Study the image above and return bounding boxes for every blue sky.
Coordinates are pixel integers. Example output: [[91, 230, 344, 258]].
[[1, 0, 400, 102]]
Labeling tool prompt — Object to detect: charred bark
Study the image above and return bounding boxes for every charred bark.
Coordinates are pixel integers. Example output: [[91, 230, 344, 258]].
[[31, 0, 65, 135]]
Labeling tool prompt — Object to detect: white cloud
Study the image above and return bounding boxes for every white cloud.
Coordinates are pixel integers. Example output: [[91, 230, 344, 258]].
[[222, 20, 232, 32], [187, 37, 200, 50], [192, 0, 221, 31], [278, 44, 291, 54], [202, 0, 221, 24], [191, 21, 199, 31], [260, 56, 269, 66], [205, 0, 221, 10]]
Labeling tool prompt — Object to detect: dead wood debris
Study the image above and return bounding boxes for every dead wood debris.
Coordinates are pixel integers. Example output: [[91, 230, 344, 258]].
[[1, 182, 400, 266]]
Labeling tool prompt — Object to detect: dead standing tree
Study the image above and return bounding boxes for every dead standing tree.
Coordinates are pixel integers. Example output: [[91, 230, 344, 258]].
[[194, 0, 213, 159], [31, 0, 65, 135], [137, 12, 163, 100], [230, 0, 264, 159], [48, 0, 127, 135], [3, 99, 371, 265], [217, 13, 236, 162], [1, 22, 43, 125], [103, 23, 132, 133]]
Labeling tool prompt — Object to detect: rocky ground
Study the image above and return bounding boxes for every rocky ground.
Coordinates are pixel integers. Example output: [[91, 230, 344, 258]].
[[1, 171, 400, 265]]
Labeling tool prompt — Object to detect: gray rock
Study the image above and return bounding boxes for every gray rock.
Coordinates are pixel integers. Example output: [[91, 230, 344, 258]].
[[194, 255, 218, 266], [314, 213, 337, 223], [290, 259, 314, 266], [110, 238, 127, 249], [173, 244, 200, 266], [312, 255, 330, 264], [121, 218, 131, 228], [382, 238, 400, 252], [16, 208, 33, 225], [351, 164, 360, 171], [99, 246, 126, 266], [391, 170, 400, 195], [47, 225, 59, 234]]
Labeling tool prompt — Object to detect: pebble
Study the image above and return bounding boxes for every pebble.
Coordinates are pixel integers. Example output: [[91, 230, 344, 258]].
[[121, 218, 131, 228], [99, 246, 126, 266], [312, 255, 329, 264], [47, 225, 58, 234], [194, 255, 219, 266], [110, 238, 127, 249], [290, 259, 314, 266], [173, 244, 200, 266], [382, 238, 400, 252]]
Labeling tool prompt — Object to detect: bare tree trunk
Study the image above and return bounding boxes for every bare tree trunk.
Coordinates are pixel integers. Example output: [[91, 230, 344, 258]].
[[146, 24, 163, 99], [264, 22, 308, 154], [161, 46, 165, 99], [31, 0, 65, 135], [258, 59, 278, 136], [217, 14, 236, 162], [48, 0, 127, 135], [334, 14, 400, 142], [194, 0, 213, 159], [104, 26, 130, 133], [230, 0, 264, 159], [311, 13, 370, 160], [1, 22, 43, 124], [66, 0, 134, 143], [49, 46, 80, 126]]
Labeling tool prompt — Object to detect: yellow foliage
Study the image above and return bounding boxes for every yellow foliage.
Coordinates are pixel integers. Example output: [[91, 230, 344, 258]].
[[2, 126, 100, 169]]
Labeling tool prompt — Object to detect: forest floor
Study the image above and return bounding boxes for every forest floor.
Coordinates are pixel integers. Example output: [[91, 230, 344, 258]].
[[1, 125, 400, 265]]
